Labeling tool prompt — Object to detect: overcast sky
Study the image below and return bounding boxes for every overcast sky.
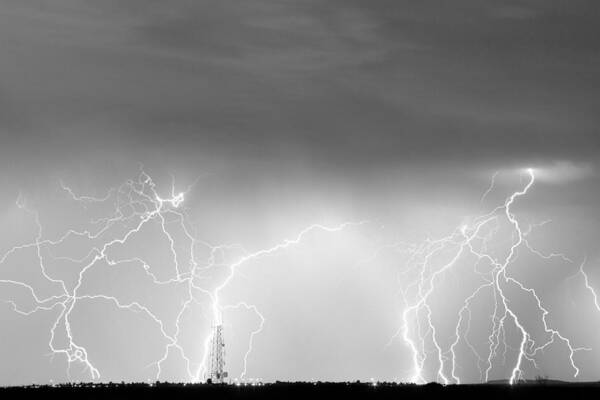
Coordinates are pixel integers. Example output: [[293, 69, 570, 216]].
[[1, 0, 600, 386]]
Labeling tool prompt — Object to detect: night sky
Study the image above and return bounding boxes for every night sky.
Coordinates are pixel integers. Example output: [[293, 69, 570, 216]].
[[1, 1, 600, 385]]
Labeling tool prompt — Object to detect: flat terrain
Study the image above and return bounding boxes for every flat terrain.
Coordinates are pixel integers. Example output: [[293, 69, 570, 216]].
[[2, 381, 600, 400]]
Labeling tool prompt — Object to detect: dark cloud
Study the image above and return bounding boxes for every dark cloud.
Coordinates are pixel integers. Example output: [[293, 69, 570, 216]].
[[0, 0, 599, 171]]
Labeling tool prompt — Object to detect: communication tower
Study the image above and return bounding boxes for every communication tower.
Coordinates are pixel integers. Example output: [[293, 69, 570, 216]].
[[207, 324, 228, 383]]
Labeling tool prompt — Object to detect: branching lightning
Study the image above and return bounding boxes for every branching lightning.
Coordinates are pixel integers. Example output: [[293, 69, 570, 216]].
[[1, 167, 598, 385], [0, 169, 362, 383], [580, 259, 600, 313], [381, 168, 597, 384]]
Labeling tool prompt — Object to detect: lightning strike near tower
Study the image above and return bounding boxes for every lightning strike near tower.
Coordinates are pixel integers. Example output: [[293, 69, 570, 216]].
[[0, 167, 598, 385], [0, 168, 363, 383], [2, 0, 600, 391]]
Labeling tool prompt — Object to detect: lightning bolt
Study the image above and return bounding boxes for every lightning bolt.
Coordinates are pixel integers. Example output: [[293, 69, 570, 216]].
[[195, 219, 367, 382], [0, 168, 363, 383], [579, 259, 600, 313], [222, 302, 265, 380], [378, 168, 595, 384], [480, 170, 499, 204]]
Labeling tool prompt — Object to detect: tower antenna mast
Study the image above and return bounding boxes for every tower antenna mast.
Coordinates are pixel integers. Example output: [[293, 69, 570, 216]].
[[207, 324, 227, 383]]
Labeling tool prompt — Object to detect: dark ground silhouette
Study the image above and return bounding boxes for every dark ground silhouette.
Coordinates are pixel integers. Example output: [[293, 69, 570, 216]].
[[2, 381, 600, 400]]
